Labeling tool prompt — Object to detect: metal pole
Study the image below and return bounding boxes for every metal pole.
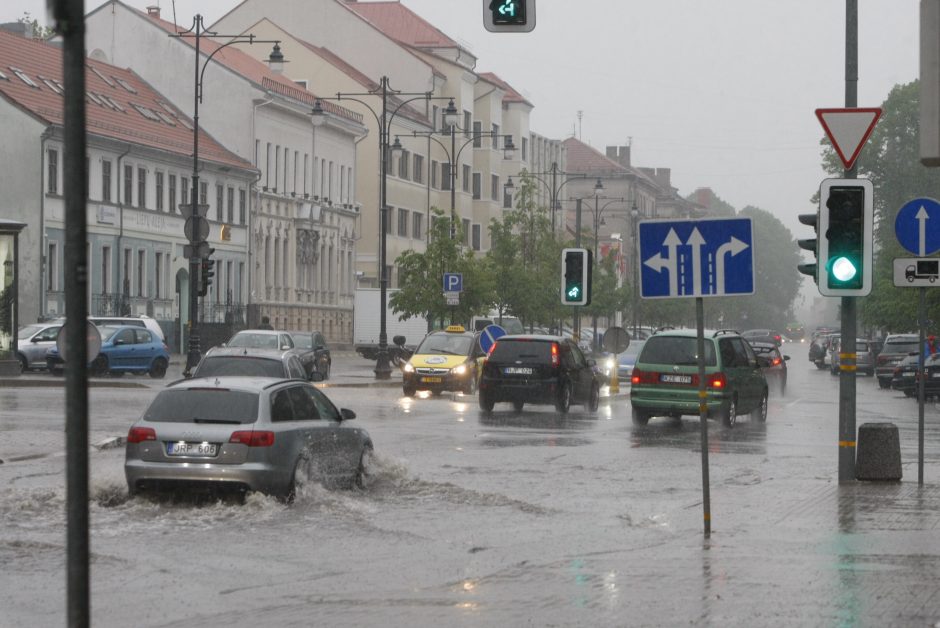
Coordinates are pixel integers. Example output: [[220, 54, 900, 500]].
[[551, 162, 557, 232], [696, 297, 711, 538], [450, 122, 457, 240], [573, 198, 582, 342], [593, 194, 599, 352], [184, 16, 203, 377], [632, 208, 639, 337], [58, 0, 91, 623], [838, 0, 858, 482], [375, 77, 392, 379], [918, 287, 926, 484]]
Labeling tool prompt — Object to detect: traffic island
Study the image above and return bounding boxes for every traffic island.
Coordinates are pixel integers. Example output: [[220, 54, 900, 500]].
[[855, 422, 902, 481]]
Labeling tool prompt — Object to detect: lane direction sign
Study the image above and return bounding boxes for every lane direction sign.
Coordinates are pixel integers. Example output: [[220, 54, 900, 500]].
[[895, 197, 940, 256], [639, 217, 754, 299], [479, 324, 506, 353], [815, 107, 882, 170]]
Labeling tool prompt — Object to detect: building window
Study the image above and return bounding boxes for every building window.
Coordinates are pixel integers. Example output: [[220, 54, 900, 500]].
[[137, 167, 146, 208], [274, 144, 280, 192], [385, 207, 394, 234], [265, 142, 271, 189], [430, 160, 438, 189], [472, 121, 482, 148], [123, 165, 133, 205], [47, 241, 58, 291], [328, 162, 334, 200], [472, 172, 481, 199], [463, 165, 471, 193], [413, 212, 423, 240], [47, 148, 58, 195], [168, 174, 176, 212], [463, 110, 471, 138], [181, 177, 189, 209], [239, 189, 246, 224], [492, 123, 500, 149], [101, 159, 112, 202], [155, 251, 163, 299], [413, 154, 424, 184], [199, 181, 207, 206], [283, 147, 289, 194], [398, 208, 409, 237], [441, 163, 451, 191], [397, 150, 409, 179], [303, 153, 309, 196], [137, 249, 145, 297], [216, 184, 223, 222], [472, 224, 481, 251], [432, 105, 439, 131], [155, 172, 164, 211], [521, 137, 528, 161], [293, 150, 299, 196], [101, 246, 111, 294], [227, 186, 234, 223], [462, 218, 471, 245], [491, 174, 499, 201]]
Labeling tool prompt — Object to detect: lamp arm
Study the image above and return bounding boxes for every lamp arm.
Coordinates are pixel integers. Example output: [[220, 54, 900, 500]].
[[318, 95, 381, 130], [198, 36, 280, 102]]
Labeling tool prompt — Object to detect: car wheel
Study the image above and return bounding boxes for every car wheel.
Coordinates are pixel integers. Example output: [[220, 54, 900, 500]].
[[904, 389, 915, 398], [149, 358, 168, 379], [463, 373, 477, 395], [355, 447, 374, 490], [815, 361, 827, 370], [391, 353, 403, 367], [779, 378, 786, 396], [403, 386, 416, 398], [17, 354, 27, 373], [631, 407, 651, 425], [479, 390, 495, 413], [90, 355, 109, 377], [322, 361, 330, 381], [751, 391, 768, 422], [283, 457, 310, 503], [512, 400, 524, 412], [878, 378, 890, 389], [555, 382, 572, 414], [721, 397, 737, 427], [588, 383, 600, 412]]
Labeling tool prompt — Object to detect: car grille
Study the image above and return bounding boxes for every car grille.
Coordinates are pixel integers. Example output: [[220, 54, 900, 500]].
[[416, 367, 449, 375]]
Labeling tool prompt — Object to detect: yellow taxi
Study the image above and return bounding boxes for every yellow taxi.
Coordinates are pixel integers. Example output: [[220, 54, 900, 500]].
[[402, 325, 484, 397]]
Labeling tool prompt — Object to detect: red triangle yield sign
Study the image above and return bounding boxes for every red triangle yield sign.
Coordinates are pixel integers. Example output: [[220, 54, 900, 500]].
[[815, 108, 882, 170]]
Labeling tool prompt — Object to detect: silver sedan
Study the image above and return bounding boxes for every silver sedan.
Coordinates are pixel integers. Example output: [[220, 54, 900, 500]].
[[125, 377, 373, 500]]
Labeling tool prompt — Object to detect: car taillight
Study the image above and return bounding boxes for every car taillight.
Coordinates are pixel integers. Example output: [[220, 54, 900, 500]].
[[551, 342, 559, 367], [631, 368, 658, 385], [127, 426, 156, 443], [772, 358, 781, 366], [488, 341, 497, 355], [229, 430, 275, 447], [708, 373, 727, 389]]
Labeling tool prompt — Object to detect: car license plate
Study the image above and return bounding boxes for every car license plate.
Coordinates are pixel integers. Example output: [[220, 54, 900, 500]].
[[660, 374, 692, 384], [503, 367, 533, 375], [902, 372, 915, 377], [932, 372, 940, 378], [421, 376, 442, 383], [166, 442, 218, 457]]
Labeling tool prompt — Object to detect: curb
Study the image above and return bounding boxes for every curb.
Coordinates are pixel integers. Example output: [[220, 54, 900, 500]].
[[0, 378, 150, 389]]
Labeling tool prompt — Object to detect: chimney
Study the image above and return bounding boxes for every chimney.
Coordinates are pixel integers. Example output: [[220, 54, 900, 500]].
[[146, 5, 160, 19], [605, 145, 631, 168]]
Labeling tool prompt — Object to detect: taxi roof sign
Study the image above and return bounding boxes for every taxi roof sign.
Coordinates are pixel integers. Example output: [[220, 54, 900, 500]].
[[445, 325, 466, 333]]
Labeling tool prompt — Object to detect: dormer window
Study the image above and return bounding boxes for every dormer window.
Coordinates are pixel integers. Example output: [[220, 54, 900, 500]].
[[113, 77, 137, 94], [9, 67, 38, 88], [90, 66, 115, 87], [39, 77, 62, 94]]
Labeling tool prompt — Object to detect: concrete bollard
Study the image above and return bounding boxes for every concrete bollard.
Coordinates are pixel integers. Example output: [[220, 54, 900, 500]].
[[855, 422, 902, 481]]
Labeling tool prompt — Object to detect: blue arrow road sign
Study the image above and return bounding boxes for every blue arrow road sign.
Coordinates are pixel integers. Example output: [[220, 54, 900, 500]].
[[895, 197, 940, 256], [443, 272, 463, 292], [638, 218, 754, 299], [478, 324, 506, 353]]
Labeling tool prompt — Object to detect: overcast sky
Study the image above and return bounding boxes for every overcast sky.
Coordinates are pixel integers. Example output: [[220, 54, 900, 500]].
[[6, 0, 921, 235]]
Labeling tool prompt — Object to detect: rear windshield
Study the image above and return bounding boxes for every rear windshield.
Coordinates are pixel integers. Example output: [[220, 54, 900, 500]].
[[489, 339, 554, 362], [639, 336, 717, 367], [194, 357, 285, 378], [884, 341, 919, 354], [291, 334, 312, 350], [144, 389, 259, 423], [228, 333, 279, 349]]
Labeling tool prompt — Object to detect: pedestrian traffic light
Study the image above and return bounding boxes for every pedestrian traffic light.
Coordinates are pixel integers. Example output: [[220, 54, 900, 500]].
[[797, 212, 819, 284], [817, 178, 873, 296], [483, 0, 535, 32], [561, 248, 592, 306], [199, 256, 215, 297]]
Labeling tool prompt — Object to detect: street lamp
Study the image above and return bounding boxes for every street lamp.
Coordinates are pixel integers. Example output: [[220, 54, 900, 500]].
[[502, 163, 586, 233], [312, 77, 439, 379], [590, 194, 627, 352], [631, 199, 640, 338], [172, 15, 283, 377]]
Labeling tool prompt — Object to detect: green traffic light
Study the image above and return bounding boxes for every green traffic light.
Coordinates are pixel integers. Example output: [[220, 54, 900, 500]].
[[830, 256, 858, 283], [566, 285, 581, 300]]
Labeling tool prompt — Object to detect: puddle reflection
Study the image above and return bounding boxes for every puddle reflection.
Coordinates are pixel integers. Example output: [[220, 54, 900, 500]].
[[630, 417, 767, 455], [477, 408, 597, 448]]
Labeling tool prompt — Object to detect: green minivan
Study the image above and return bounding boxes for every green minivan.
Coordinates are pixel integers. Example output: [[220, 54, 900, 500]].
[[629, 329, 768, 427]]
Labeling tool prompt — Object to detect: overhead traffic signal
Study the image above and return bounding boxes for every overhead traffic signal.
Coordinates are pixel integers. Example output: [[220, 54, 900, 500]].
[[817, 178, 873, 296], [484, 0, 535, 32], [561, 248, 592, 306], [797, 212, 819, 284]]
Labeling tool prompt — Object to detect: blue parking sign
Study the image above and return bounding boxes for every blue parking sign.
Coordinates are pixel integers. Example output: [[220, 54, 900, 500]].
[[443, 272, 463, 292]]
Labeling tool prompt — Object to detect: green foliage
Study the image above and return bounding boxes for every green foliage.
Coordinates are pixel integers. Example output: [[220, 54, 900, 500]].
[[18, 13, 55, 40]]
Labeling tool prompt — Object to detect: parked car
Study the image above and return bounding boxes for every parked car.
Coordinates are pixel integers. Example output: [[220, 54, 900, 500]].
[[748, 340, 789, 395], [124, 376, 373, 500], [286, 330, 331, 380], [46, 325, 170, 378], [602, 340, 645, 383], [741, 329, 784, 347], [875, 334, 921, 388], [16, 322, 63, 371], [402, 325, 485, 397], [478, 335, 601, 413], [224, 329, 295, 351], [890, 353, 925, 397], [192, 347, 309, 381], [50, 315, 165, 342], [630, 328, 768, 427], [828, 338, 875, 376]]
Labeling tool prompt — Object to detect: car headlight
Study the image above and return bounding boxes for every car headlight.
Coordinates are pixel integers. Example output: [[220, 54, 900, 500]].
[[605, 358, 615, 371], [403, 362, 415, 373], [453, 364, 468, 376]]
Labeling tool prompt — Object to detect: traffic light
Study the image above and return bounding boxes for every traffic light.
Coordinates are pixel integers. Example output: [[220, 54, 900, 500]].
[[817, 178, 873, 296], [483, 0, 535, 32], [199, 256, 216, 297], [797, 212, 819, 283], [561, 248, 592, 306]]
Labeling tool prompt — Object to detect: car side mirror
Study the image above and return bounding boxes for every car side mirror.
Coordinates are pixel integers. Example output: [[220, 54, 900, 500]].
[[310, 371, 324, 382], [586, 358, 596, 367], [114, 338, 125, 346], [340, 408, 356, 421], [281, 345, 291, 351], [784, 355, 791, 361], [32, 337, 41, 343]]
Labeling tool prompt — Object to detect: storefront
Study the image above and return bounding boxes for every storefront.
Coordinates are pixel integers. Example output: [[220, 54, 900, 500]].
[[0, 220, 26, 376]]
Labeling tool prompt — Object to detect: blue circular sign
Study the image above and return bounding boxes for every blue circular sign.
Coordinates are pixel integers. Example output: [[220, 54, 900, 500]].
[[478, 324, 506, 353], [895, 197, 940, 256]]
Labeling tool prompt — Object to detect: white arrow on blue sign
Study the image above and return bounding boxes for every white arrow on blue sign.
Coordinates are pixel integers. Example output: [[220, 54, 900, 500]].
[[638, 217, 754, 299], [443, 272, 463, 292], [895, 197, 940, 257]]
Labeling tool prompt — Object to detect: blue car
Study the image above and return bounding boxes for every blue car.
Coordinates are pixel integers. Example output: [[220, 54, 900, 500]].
[[46, 325, 170, 378]]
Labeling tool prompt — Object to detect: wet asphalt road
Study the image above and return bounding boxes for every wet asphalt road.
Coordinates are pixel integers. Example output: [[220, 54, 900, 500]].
[[2, 346, 940, 627]]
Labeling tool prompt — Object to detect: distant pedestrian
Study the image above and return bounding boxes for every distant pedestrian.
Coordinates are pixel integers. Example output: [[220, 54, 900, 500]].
[[925, 335, 938, 357], [258, 316, 273, 330]]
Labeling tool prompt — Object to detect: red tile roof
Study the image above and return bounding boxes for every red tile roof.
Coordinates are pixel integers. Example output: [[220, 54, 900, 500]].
[[345, 1, 459, 49], [478, 72, 532, 107], [563, 137, 630, 175], [126, 2, 362, 124], [0, 28, 252, 170]]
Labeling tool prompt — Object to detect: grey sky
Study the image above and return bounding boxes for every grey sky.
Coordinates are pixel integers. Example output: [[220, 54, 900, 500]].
[[7, 0, 921, 234]]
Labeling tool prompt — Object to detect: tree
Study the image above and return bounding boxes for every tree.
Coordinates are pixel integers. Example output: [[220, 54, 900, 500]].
[[18, 13, 56, 40]]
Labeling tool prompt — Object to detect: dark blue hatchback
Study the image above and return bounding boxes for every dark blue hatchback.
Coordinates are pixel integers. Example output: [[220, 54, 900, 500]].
[[47, 325, 170, 378]]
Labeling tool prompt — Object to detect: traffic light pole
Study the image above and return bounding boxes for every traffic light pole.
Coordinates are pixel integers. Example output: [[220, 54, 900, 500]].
[[838, 0, 858, 483]]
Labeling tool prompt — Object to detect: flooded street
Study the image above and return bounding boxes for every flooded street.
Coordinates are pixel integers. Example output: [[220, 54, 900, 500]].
[[2, 348, 940, 626]]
